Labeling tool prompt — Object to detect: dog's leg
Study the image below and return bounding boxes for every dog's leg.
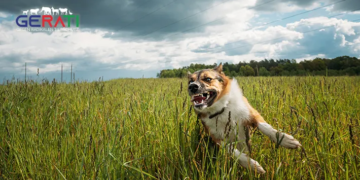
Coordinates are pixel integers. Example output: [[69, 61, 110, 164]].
[[222, 124, 265, 174], [243, 97, 301, 149], [257, 122, 301, 149], [222, 142, 265, 174]]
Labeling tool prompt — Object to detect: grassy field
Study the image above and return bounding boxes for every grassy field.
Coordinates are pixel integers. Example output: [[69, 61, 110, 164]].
[[0, 76, 359, 179]]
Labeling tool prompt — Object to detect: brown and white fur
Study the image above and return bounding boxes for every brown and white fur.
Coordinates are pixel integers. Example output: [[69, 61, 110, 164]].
[[187, 63, 301, 174]]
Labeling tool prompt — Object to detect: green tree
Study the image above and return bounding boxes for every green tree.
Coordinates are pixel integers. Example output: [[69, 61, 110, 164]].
[[259, 67, 270, 76], [240, 65, 255, 76], [239, 66, 245, 76], [157, 56, 360, 78], [230, 71, 238, 77], [270, 66, 283, 76], [311, 58, 326, 71]]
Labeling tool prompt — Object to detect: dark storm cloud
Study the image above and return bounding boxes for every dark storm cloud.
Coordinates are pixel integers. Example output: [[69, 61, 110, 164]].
[[0, 0, 221, 38], [0, 54, 24, 66], [254, 0, 360, 12], [334, 0, 360, 12]]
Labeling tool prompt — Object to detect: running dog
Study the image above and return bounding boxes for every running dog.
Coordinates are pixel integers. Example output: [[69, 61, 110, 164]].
[[187, 63, 301, 174]]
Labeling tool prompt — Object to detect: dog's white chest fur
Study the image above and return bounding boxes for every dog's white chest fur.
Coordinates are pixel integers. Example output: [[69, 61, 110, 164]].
[[198, 79, 251, 143]]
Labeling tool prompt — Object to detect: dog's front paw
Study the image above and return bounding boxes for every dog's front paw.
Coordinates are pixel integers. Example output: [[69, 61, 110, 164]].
[[236, 151, 266, 174], [276, 132, 301, 149], [246, 158, 266, 174], [253, 163, 266, 174]]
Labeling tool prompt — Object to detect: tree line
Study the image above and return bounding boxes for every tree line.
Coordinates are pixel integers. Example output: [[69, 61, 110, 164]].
[[157, 56, 360, 78]]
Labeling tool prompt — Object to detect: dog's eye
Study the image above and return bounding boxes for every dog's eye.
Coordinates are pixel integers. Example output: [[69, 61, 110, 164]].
[[204, 78, 212, 82]]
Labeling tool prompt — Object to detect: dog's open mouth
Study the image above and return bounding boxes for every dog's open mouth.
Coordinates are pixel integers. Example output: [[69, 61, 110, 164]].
[[191, 91, 217, 107]]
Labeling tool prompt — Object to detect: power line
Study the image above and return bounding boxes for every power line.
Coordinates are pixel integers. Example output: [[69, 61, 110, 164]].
[[24, 62, 26, 83], [148, 0, 345, 39], [61, 64, 63, 82], [224, 13, 344, 46], [71, 64, 72, 83], [175, 17, 360, 61], [207, 0, 347, 47], [259, 0, 346, 27], [164, 0, 347, 54], [0, 65, 74, 68], [141, 0, 255, 37], [1, 64, 83, 83], [185, 0, 204, 12]]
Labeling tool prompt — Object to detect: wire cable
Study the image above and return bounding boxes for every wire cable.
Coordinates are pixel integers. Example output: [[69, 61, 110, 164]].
[[222, 0, 348, 46], [261, 0, 346, 26]]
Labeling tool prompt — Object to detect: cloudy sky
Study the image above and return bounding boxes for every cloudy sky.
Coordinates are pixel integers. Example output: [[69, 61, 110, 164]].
[[0, 0, 359, 81]]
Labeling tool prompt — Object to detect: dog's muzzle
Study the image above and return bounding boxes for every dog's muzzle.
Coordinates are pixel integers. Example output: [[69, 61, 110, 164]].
[[188, 84, 199, 93], [188, 82, 217, 109]]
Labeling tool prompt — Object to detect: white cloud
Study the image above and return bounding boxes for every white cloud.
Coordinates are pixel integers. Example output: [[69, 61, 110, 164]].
[[0, 19, 251, 74], [194, 16, 360, 59], [286, 17, 360, 35], [339, 34, 347, 46], [0, 12, 9, 18], [325, 5, 334, 12], [202, 0, 255, 23], [295, 54, 326, 61], [352, 36, 360, 52]]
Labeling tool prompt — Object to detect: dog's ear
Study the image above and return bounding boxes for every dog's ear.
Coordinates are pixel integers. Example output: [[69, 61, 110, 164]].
[[187, 71, 192, 78], [214, 63, 223, 73]]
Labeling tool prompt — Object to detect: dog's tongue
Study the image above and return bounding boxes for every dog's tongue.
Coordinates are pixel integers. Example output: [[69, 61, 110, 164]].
[[193, 95, 206, 103]]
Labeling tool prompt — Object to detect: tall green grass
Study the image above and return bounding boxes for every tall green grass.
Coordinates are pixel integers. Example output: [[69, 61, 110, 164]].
[[0, 77, 359, 179]]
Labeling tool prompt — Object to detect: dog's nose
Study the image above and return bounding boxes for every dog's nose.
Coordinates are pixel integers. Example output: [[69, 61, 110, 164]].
[[189, 84, 199, 93]]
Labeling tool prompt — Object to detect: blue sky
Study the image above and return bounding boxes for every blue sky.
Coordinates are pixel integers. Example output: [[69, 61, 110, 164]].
[[0, 0, 359, 81]]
